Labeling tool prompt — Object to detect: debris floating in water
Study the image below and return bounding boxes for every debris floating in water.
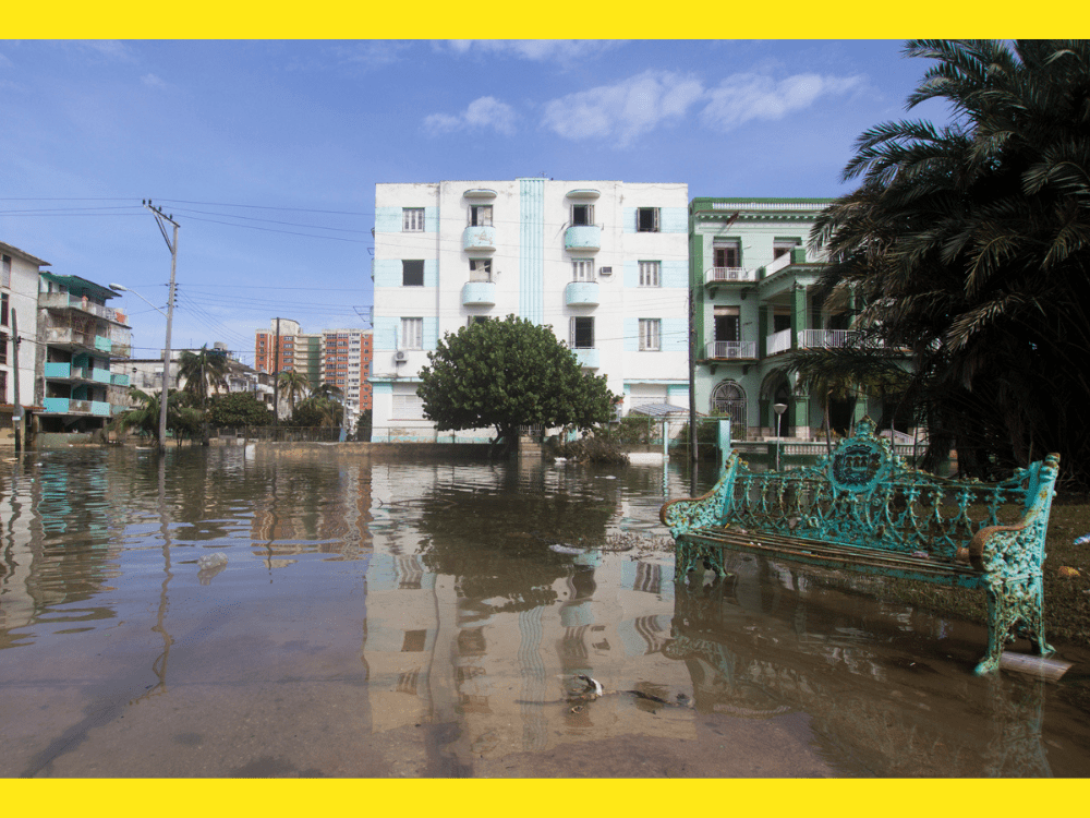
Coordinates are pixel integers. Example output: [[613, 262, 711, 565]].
[[549, 543, 586, 555], [999, 652, 1072, 682], [198, 552, 229, 570], [1058, 566, 1081, 578], [1073, 533, 1090, 546]]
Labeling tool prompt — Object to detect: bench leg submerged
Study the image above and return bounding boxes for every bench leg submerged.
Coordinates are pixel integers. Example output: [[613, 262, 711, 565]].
[[977, 576, 1055, 675]]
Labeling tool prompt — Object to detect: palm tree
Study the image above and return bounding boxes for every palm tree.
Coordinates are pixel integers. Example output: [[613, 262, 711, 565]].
[[112, 388, 202, 444], [810, 40, 1090, 485], [177, 346, 229, 403], [177, 346, 230, 445], [277, 371, 310, 416]]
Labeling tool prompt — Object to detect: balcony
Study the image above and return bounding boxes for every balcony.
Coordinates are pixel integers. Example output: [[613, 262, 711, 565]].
[[573, 348, 599, 369], [44, 362, 91, 382], [704, 341, 757, 360], [461, 281, 496, 307], [565, 281, 600, 306], [111, 373, 131, 387], [564, 225, 601, 252], [799, 329, 885, 350], [767, 328, 793, 356], [463, 225, 496, 252], [43, 397, 93, 415], [704, 267, 758, 285], [39, 292, 125, 323]]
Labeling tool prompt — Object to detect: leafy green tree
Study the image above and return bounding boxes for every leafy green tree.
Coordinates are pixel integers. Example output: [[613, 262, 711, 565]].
[[177, 346, 229, 402], [207, 392, 274, 428], [811, 40, 1090, 485], [292, 395, 343, 428], [353, 409, 373, 441], [417, 315, 618, 454]]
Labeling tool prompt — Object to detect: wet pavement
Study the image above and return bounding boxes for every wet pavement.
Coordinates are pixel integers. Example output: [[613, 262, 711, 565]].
[[1, 446, 1088, 777]]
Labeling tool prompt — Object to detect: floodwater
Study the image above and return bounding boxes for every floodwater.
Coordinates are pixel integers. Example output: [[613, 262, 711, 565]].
[[1, 447, 1089, 778]]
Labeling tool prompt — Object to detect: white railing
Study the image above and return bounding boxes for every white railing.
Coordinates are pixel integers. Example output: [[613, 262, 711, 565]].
[[704, 267, 758, 284], [704, 341, 757, 360], [799, 329, 885, 350], [766, 328, 792, 355]]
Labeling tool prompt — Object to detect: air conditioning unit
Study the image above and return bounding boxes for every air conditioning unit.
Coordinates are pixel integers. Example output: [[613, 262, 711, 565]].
[[394, 350, 408, 363], [727, 347, 741, 359]]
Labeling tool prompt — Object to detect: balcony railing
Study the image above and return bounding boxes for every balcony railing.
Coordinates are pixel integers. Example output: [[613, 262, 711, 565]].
[[461, 281, 496, 306], [565, 281, 600, 306], [766, 328, 793, 356], [564, 225, 601, 252], [704, 341, 757, 360], [704, 267, 758, 285], [573, 348, 599, 369], [462, 225, 496, 251], [799, 329, 885, 350]]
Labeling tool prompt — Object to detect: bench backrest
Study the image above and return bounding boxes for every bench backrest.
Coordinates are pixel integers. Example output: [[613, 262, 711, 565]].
[[722, 418, 1057, 560]]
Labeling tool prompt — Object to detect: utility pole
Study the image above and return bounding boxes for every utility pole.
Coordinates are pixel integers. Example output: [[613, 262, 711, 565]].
[[272, 318, 281, 433], [143, 200, 179, 455], [688, 288, 698, 496], [11, 309, 22, 454]]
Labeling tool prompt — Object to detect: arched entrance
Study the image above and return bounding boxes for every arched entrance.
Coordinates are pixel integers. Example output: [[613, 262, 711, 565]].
[[760, 369, 795, 435], [711, 380, 746, 429]]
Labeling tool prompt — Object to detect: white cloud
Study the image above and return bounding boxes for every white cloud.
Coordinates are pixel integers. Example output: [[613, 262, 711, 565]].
[[701, 72, 866, 130], [438, 40, 622, 63], [424, 96, 518, 136], [141, 73, 167, 88], [542, 70, 705, 146]]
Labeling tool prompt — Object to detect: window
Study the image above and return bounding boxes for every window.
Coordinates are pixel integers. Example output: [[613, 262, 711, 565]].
[[714, 241, 741, 268], [571, 204, 594, 226], [401, 318, 423, 349], [637, 208, 659, 232], [469, 205, 492, 227], [403, 208, 425, 232], [1, 255, 10, 288], [393, 392, 425, 419], [639, 261, 660, 287], [467, 316, 490, 327], [402, 260, 424, 287], [0, 332, 7, 364], [774, 239, 800, 259], [1, 293, 8, 326], [571, 317, 594, 349], [469, 259, 492, 282], [0, 370, 6, 403], [712, 381, 746, 427], [638, 319, 661, 351], [714, 306, 740, 342], [572, 260, 595, 282]]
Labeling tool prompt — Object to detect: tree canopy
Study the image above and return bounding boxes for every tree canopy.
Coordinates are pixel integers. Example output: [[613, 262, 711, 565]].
[[417, 315, 618, 446], [810, 40, 1090, 486], [207, 392, 274, 428]]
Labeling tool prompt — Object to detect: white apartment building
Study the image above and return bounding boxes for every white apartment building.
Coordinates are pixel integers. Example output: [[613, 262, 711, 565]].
[[371, 179, 690, 442]]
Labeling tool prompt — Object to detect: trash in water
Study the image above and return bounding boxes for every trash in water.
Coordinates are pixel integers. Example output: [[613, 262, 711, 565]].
[[549, 543, 586, 555], [999, 652, 1072, 682], [1073, 533, 1090, 546], [197, 552, 229, 585], [576, 674, 604, 697], [1058, 566, 1081, 578], [912, 551, 930, 559]]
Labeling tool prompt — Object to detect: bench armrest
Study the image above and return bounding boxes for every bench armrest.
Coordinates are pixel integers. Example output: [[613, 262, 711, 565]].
[[968, 454, 1060, 575], [660, 455, 740, 537]]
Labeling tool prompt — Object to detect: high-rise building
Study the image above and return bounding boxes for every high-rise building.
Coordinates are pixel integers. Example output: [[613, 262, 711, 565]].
[[370, 179, 690, 442], [255, 320, 373, 426]]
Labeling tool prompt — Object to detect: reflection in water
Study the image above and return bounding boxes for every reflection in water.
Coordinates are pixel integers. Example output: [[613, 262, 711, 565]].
[[0, 448, 1086, 777]]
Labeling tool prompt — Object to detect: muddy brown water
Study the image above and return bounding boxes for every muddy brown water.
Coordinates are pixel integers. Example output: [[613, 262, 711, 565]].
[[1, 447, 1088, 777]]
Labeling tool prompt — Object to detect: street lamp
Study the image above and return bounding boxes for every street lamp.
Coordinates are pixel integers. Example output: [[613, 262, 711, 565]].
[[110, 282, 172, 452], [773, 402, 787, 471]]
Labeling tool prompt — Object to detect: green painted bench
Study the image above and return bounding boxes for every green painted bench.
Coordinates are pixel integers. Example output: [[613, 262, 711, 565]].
[[660, 418, 1061, 674]]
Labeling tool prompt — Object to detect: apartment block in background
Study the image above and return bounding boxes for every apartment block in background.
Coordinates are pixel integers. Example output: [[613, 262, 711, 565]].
[[370, 179, 690, 442], [1, 241, 46, 444], [255, 319, 373, 426]]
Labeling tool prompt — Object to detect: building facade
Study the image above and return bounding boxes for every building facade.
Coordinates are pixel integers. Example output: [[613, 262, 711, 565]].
[[370, 179, 690, 442], [690, 198, 908, 441], [36, 272, 132, 435], [1, 242, 45, 442]]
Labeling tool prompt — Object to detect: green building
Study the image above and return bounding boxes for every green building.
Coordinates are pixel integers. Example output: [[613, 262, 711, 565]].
[[690, 198, 911, 442]]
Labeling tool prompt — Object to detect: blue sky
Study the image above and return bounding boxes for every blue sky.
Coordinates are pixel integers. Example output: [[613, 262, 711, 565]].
[[0, 39, 954, 365]]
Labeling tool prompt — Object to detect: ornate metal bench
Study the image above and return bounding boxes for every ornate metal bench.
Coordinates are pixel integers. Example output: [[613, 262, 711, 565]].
[[660, 418, 1061, 674]]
